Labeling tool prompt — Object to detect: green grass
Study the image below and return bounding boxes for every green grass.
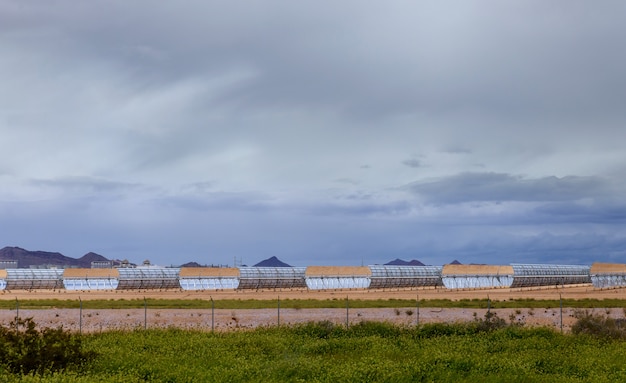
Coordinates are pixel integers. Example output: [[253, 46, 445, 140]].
[[4, 297, 626, 310], [3, 320, 626, 382]]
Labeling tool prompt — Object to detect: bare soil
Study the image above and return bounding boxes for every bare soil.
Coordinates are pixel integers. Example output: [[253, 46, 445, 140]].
[[1, 285, 625, 333]]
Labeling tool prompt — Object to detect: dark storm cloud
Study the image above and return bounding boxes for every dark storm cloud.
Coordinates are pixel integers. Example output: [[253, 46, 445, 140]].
[[402, 159, 421, 168], [407, 172, 611, 204], [29, 176, 142, 194], [2, 1, 626, 267]]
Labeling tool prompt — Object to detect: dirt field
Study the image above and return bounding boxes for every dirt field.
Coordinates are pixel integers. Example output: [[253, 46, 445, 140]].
[[1, 284, 625, 302], [2, 285, 626, 333]]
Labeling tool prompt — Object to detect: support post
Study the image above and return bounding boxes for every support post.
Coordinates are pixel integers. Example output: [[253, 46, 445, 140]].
[[144, 297, 147, 330], [15, 298, 19, 331], [560, 293, 563, 334], [79, 297, 83, 335], [211, 296, 215, 332], [277, 296, 280, 326], [346, 295, 349, 329], [416, 294, 420, 326]]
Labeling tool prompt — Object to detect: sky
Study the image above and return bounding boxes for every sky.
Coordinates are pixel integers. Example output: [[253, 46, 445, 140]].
[[1, 1, 626, 267]]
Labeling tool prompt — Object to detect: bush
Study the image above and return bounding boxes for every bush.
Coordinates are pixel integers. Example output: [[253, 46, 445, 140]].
[[0, 317, 97, 375], [474, 311, 508, 332], [571, 310, 626, 340], [292, 320, 342, 339]]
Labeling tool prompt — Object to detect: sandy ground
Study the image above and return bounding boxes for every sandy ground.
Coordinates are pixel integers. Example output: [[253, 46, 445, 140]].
[[1, 285, 625, 333], [1, 284, 624, 302], [1, 306, 614, 333]]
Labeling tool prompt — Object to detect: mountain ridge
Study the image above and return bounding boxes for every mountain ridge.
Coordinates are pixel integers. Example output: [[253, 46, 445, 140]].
[[0, 246, 109, 268]]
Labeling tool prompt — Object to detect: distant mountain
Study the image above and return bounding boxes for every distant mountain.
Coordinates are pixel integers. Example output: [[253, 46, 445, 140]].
[[180, 261, 202, 268], [0, 246, 109, 268], [449, 260, 462, 265], [254, 256, 291, 267], [385, 258, 425, 266], [78, 252, 109, 264]]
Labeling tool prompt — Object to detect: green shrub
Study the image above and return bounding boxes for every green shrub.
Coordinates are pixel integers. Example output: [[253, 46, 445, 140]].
[[474, 311, 508, 332], [0, 317, 97, 375], [571, 310, 626, 340], [292, 320, 342, 339]]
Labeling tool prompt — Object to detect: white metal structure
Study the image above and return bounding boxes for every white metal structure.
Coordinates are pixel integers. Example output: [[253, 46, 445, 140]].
[[589, 263, 626, 288], [305, 276, 371, 290], [443, 274, 514, 289], [369, 265, 443, 289], [4, 269, 64, 290], [116, 267, 180, 289], [179, 278, 239, 290], [63, 278, 119, 290], [510, 264, 591, 288], [237, 267, 307, 289]]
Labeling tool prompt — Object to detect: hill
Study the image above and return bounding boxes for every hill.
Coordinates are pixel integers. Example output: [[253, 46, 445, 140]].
[[0, 246, 109, 268], [254, 256, 292, 267], [385, 258, 426, 266]]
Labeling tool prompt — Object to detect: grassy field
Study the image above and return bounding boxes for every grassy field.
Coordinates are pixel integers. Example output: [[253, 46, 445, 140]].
[[2, 318, 626, 382], [4, 297, 626, 310]]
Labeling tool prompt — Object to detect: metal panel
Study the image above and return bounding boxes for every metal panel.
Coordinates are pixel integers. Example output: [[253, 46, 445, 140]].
[[591, 274, 626, 288], [116, 267, 180, 289], [442, 275, 514, 289], [369, 265, 443, 289], [63, 278, 119, 290], [305, 276, 370, 290], [511, 264, 591, 288], [179, 278, 239, 290], [237, 267, 306, 289], [5, 269, 64, 290]]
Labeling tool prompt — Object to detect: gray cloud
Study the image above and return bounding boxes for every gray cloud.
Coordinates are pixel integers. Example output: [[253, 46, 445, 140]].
[[408, 173, 612, 204], [29, 176, 142, 194], [2, 2, 626, 266], [402, 159, 421, 168]]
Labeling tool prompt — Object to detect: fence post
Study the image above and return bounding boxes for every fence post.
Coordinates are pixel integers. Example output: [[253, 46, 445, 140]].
[[416, 294, 420, 326], [277, 296, 280, 326], [211, 296, 215, 332], [345, 295, 349, 329], [144, 297, 147, 330], [560, 294, 563, 334], [15, 298, 19, 331], [79, 297, 83, 335]]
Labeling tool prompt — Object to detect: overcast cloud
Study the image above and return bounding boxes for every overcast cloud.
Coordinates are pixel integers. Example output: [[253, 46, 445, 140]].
[[1, 1, 626, 266]]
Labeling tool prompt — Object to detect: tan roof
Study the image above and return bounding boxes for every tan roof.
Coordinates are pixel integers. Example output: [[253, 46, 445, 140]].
[[590, 263, 626, 274], [442, 264, 514, 276], [63, 268, 120, 278], [306, 266, 372, 277], [179, 267, 240, 277]]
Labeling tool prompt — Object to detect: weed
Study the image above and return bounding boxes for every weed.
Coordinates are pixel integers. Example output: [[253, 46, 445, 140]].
[[0, 317, 96, 375], [571, 310, 626, 340]]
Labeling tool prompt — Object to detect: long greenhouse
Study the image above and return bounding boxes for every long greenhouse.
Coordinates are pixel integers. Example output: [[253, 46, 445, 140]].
[[369, 265, 443, 289], [442, 265, 514, 289], [116, 267, 181, 289], [590, 263, 626, 288], [510, 264, 591, 288], [63, 268, 119, 290], [2, 269, 64, 290], [0, 262, 612, 291], [237, 267, 307, 289], [179, 267, 240, 290], [305, 266, 371, 290]]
